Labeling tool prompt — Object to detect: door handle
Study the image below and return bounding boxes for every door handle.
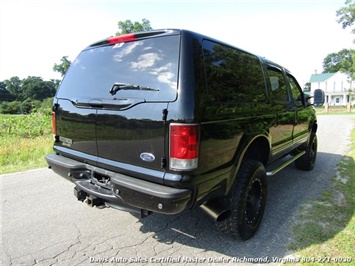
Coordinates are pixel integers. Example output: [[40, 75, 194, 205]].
[[100, 98, 145, 110], [71, 98, 145, 110], [88, 99, 103, 108]]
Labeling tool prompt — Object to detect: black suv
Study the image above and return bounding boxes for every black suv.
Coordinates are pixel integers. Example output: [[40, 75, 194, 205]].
[[46, 29, 324, 240]]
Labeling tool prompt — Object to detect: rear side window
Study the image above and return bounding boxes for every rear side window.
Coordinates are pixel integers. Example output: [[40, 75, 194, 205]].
[[57, 35, 180, 101], [203, 40, 266, 103]]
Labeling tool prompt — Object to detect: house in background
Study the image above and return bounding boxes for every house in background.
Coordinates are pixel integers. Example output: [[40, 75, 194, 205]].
[[309, 72, 354, 105]]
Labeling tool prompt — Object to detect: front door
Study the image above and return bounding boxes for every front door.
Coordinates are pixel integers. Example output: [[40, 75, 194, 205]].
[[266, 66, 295, 157], [287, 74, 309, 145]]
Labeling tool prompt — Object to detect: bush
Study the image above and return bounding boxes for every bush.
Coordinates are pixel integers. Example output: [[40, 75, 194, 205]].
[[37, 98, 53, 115], [0, 101, 21, 114], [0, 97, 53, 115]]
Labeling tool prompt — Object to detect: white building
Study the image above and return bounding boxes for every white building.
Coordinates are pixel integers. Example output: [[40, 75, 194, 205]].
[[309, 72, 355, 105]]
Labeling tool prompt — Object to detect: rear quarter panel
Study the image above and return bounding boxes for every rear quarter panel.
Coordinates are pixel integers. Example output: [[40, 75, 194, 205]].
[[165, 31, 273, 202]]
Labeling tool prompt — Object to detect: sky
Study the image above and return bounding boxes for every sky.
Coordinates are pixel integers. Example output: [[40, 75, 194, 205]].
[[0, 0, 354, 86]]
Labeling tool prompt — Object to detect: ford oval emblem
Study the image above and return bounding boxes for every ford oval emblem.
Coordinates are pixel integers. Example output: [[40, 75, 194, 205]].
[[140, 152, 155, 162]]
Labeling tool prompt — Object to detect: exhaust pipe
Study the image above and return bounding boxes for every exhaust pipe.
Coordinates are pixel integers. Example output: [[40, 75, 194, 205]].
[[200, 200, 231, 222]]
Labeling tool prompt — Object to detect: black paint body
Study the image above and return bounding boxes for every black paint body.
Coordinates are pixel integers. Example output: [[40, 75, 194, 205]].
[[46, 29, 316, 215]]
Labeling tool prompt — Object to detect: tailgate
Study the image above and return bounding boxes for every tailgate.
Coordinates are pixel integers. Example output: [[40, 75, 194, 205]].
[[96, 102, 168, 179], [54, 98, 98, 165], [55, 31, 180, 181]]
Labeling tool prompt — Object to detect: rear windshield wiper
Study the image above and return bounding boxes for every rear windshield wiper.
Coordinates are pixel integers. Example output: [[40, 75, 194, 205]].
[[109, 83, 159, 96]]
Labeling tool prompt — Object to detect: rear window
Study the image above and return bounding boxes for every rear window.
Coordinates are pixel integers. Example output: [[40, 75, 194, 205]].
[[57, 35, 180, 102]]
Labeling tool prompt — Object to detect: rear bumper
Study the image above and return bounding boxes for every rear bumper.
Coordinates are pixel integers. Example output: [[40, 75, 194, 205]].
[[45, 153, 192, 215]]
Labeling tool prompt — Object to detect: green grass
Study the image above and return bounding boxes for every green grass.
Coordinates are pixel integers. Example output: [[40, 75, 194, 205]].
[[0, 113, 53, 174], [315, 105, 355, 115], [288, 123, 355, 265], [0, 136, 53, 174]]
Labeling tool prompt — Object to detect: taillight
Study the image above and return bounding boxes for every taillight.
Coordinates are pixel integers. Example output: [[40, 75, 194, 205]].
[[169, 124, 199, 170], [52, 112, 57, 135]]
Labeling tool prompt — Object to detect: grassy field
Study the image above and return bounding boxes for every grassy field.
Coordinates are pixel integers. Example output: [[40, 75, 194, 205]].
[[288, 124, 355, 265], [0, 113, 53, 174]]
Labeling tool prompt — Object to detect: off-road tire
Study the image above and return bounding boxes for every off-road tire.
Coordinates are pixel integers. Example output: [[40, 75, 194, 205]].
[[216, 160, 267, 240], [295, 134, 317, 171]]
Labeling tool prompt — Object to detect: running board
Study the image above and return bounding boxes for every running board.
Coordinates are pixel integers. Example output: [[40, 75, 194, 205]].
[[266, 151, 306, 176]]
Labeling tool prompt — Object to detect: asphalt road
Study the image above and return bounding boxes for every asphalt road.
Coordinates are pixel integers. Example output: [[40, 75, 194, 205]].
[[1, 115, 354, 266]]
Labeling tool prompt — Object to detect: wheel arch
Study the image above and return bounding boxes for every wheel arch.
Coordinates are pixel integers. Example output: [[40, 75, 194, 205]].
[[311, 120, 318, 133], [305, 119, 318, 147], [241, 135, 270, 166], [226, 135, 270, 195]]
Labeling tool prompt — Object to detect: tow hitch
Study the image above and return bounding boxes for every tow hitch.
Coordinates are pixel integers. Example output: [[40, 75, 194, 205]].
[[74, 187, 105, 208], [86, 195, 105, 208]]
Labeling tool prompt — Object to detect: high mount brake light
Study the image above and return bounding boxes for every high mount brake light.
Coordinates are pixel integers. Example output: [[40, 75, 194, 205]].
[[169, 124, 199, 171], [107, 33, 136, 44], [90, 30, 176, 47]]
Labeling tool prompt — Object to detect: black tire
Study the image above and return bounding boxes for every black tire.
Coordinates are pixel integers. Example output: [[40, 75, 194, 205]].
[[295, 134, 317, 171], [216, 160, 267, 240]]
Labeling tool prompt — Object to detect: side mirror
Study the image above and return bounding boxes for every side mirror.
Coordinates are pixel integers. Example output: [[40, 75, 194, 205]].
[[304, 94, 312, 106], [313, 89, 325, 107]]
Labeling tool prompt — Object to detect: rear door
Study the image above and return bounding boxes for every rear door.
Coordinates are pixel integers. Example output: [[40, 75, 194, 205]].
[[89, 35, 180, 177]]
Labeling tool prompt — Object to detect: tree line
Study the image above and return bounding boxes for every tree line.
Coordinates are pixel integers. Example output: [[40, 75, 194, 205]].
[[0, 76, 59, 114], [0, 56, 73, 114], [0, 57, 69, 114]]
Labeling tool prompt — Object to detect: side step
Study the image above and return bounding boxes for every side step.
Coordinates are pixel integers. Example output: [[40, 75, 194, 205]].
[[266, 151, 306, 176]]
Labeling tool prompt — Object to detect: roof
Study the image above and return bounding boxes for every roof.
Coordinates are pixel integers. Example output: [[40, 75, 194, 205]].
[[309, 73, 335, 83]]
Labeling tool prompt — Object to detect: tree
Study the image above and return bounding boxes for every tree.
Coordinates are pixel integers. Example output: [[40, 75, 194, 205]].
[[4, 76, 23, 101], [322, 49, 354, 73], [53, 56, 71, 77], [21, 76, 56, 101], [304, 82, 311, 92], [50, 79, 61, 90], [116, 18, 152, 36], [335, 1, 355, 79], [0, 81, 15, 102], [337, 0, 355, 33]]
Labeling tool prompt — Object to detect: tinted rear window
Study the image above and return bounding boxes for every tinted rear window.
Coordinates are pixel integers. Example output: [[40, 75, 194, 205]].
[[57, 35, 180, 101]]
